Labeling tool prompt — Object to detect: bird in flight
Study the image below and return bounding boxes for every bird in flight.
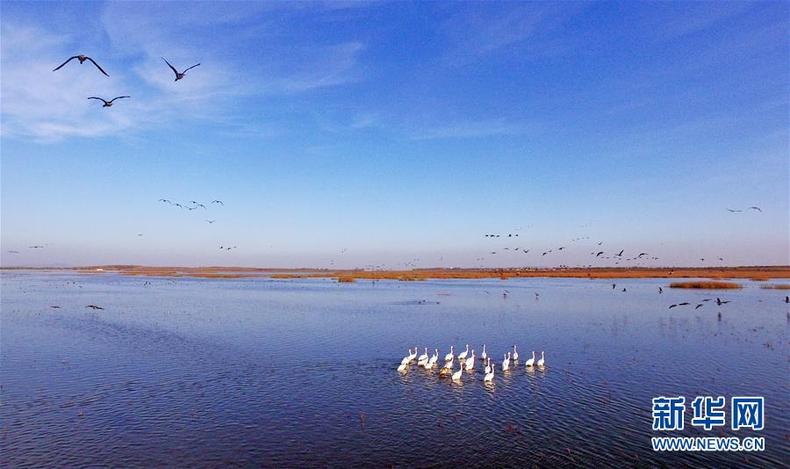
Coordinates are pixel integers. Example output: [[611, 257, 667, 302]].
[[28, 245, 45, 249], [206, 220, 216, 224], [162, 57, 200, 81], [85, 305, 104, 310], [7, 250, 20, 254], [748, 206, 762, 212], [89, 96, 130, 108], [53, 55, 109, 76], [727, 208, 743, 213], [211, 200, 224, 206]]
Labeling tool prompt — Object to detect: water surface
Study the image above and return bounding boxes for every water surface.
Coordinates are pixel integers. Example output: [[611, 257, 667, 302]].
[[2, 273, 788, 467]]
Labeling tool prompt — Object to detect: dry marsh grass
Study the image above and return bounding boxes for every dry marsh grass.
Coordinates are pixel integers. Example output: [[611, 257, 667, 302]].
[[669, 281, 742, 289]]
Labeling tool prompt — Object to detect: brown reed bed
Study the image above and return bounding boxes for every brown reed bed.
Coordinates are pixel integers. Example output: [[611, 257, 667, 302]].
[[669, 281, 742, 289]]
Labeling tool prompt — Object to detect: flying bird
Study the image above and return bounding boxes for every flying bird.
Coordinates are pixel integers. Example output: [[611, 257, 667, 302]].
[[7, 250, 20, 254], [28, 245, 45, 249], [695, 304, 703, 310], [727, 208, 743, 213], [162, 57, 200, 81], [85, 305, 104, 310], [206, 220, 216, 224], [88, 96, 130, 107], [53, 55, 109, 76], [211, 200, 224, 206], [748, 206, 762, 212]]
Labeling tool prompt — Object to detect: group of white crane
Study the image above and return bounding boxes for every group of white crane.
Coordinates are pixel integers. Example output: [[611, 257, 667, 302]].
[[397, 344, 545, 383]]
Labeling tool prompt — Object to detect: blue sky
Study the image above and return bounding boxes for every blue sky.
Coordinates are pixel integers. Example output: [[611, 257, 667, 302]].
[[1, 1, 787, 268]]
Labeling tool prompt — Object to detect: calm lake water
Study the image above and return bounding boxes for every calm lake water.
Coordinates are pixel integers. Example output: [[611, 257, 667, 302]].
[[2, 272, 788, 467]]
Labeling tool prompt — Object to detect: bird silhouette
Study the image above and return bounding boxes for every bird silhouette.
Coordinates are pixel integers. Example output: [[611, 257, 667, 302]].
[[53, 55, 109, 76], [88, 96, 130, 107], [162, 57, 200, 81]]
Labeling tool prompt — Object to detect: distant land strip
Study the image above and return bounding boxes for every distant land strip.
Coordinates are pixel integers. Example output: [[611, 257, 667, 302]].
[[2, 265, 789, 282]]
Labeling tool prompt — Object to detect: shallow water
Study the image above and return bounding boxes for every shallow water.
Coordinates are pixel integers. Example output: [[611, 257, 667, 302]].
[[2, 272, 788, 467]]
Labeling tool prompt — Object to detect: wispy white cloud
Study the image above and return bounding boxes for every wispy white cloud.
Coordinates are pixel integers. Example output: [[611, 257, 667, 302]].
[[439, 3, 587, 65], [643, 1, 755, 42], [101, 1, 365, 95], [0, 23, 140, 141], [407, 118, 537, 140], [1, 2, 367, 141]]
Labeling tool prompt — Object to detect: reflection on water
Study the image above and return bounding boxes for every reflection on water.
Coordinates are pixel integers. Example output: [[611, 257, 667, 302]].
[[1, 272, 788, 466]]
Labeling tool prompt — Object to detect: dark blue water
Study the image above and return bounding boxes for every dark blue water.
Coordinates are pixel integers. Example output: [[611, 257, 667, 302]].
[[2, 272, 788, 467]]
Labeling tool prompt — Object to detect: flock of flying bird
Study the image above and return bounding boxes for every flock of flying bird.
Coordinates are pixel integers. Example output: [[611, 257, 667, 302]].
[[156, 198, 235, 250], [52, 54, 200, 108], [397, 344, 545, 384], [482, 235, 662, 265], [727, 206, 762, 213], [158, 198, 223, 213]]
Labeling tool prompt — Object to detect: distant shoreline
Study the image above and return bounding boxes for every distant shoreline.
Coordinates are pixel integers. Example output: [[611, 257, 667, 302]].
[[2, 265, 789, 281]]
